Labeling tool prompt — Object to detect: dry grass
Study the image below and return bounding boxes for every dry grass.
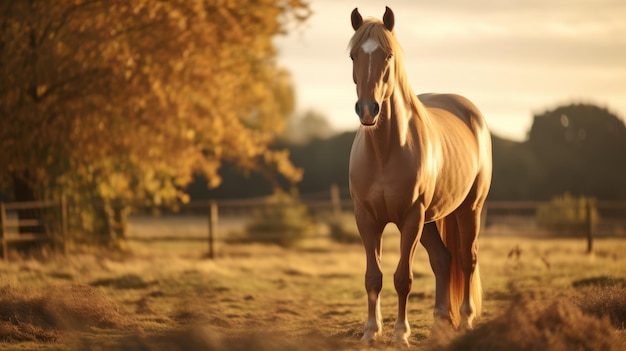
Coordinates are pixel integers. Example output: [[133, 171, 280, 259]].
[[0, 284, 131, 343], [87, 328, 350, 351], [0, 223, 624, 350], [572, 282, 626, 329], [446, 294, 624, 351]]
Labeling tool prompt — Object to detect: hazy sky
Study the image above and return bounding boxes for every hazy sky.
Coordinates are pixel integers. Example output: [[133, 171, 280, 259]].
[[274, 0, 626, 141]]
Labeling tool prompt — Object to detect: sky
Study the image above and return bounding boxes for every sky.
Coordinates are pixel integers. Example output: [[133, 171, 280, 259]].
[[274, 0, 626, 141]]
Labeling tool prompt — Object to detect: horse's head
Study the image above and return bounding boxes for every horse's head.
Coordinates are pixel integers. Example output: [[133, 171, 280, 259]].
[[349, 7, 396, 126]]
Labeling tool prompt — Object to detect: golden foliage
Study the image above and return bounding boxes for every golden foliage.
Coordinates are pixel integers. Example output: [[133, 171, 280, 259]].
[[0, 1, 309, 214]]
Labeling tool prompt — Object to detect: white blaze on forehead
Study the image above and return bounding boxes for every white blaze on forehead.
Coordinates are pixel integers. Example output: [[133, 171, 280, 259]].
[[360, 38, 380, 83], [361, 38, 379, 54]]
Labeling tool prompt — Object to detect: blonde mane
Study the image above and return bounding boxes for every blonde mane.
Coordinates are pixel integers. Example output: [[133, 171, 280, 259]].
[[348, 19, 418, 109]]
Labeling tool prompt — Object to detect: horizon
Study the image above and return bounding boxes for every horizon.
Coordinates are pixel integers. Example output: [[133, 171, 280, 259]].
[[274, 0, 626, 141]]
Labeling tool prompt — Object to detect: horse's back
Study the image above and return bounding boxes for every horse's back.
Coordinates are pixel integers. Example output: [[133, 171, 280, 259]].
[[418, 93, 488, 135]]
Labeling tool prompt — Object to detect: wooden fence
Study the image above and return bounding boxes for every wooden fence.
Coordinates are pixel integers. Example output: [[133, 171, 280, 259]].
[[0, 196, 67, 261], [2, 189, 626, 260], [482, 200, 626, 253], [130, 189, 626, 258]]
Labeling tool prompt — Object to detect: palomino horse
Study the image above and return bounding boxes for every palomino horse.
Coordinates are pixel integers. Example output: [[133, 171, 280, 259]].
[[348, 7, 492, 347]]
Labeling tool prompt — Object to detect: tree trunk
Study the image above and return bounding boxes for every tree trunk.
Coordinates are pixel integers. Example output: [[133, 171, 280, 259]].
[[110, 199, 128, 242], [96, 198, 128, 249]]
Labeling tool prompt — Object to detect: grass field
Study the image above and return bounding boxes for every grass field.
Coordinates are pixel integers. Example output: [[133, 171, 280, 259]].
[[0, 218, 625, 350]]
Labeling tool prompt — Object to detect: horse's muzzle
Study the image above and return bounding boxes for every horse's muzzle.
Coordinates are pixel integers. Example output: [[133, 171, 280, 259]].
[[355, 100, 380, 126]]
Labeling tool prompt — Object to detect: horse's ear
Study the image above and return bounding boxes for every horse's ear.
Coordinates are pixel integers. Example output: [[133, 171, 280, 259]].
[[351, 8, 363, 31], [383, 6, 394, 31]]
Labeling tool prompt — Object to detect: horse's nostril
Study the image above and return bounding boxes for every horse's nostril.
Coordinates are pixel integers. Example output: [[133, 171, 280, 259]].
[[371, 102, 380, 116], [355, 102, 362, 117]]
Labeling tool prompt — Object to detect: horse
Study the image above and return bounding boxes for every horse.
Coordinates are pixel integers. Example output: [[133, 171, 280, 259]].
[[347, 7, 492, 347]]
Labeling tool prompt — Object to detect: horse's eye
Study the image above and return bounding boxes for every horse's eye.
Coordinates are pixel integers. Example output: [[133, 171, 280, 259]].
[[350, 54, 355, 61]]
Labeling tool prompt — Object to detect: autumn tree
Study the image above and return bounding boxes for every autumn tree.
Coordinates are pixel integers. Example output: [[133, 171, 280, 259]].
[[0, 0, 309, 245]]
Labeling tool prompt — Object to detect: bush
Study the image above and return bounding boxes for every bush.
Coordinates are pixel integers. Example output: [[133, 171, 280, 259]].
[[536, 193, 599, 235], [326, 212, 361, 244], [244, 194, 313, 247]]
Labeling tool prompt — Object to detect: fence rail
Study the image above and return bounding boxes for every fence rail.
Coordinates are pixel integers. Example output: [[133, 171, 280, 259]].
[[0, 196, 67, 261], [2, 189, 625, 260], [129, 192, 626, 258]]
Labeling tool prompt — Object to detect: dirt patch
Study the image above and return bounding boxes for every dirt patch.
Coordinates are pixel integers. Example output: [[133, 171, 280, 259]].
[[90, 273, 156, 289]]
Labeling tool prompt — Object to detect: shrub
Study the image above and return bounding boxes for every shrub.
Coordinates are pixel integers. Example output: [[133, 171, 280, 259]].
[[536, 193, 599, 235], [326, 212, 361, 244], [244, 194, 313, 247]]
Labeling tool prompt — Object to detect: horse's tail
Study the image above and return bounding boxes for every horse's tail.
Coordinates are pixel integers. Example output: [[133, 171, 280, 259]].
[[437, 215, 482, 328]]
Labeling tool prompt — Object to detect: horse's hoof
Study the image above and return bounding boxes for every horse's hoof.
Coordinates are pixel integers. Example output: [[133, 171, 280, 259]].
[[459, 317, 474, 332], [360, 331, 379, 344], [428, 315, 456, 346], [391, 337, 410, 349], [433, 314, 454, 328]]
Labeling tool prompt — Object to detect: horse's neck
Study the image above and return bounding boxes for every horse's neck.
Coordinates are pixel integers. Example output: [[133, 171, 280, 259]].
[[359, 90, 425, 167], [375, 89, 423, 144]]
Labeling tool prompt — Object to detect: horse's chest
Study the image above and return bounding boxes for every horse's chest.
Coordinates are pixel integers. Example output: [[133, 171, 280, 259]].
[[350, 159, 419, 223]]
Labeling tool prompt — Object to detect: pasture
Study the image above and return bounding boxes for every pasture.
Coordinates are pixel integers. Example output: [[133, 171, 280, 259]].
[[0, 216, 625, 350]]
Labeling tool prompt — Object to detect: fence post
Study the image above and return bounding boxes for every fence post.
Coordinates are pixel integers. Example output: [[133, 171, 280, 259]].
[[330, 184, 341, 216], [208, 201, 218, 259], [586, 198, 595, 254], [61, 194, 68, 255], [0, 202, 6, 262]]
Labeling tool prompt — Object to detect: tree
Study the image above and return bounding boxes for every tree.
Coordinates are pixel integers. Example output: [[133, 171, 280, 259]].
[[0, 0, 310, 245], [527, 104, 626, 200], [489, 135, 540, 200], [288, 132, 353, 194]]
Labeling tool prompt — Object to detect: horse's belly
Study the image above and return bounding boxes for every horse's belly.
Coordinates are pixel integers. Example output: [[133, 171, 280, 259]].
[[424, 176, 475, 222], [351, 147, 478, 224]]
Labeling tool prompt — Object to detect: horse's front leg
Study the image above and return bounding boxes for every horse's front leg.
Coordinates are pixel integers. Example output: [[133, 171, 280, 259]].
[[393, 205, 425, 347], [355, 207, 385, 344]]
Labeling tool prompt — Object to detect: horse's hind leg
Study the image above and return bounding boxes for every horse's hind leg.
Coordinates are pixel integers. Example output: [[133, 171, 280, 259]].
[[355, 208, 385, 343], [453, 205, 483, 331], [420, 222, 453, 335]]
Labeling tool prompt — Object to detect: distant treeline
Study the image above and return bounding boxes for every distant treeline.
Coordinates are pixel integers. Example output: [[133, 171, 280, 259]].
[[188, 103, 626, 201]]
